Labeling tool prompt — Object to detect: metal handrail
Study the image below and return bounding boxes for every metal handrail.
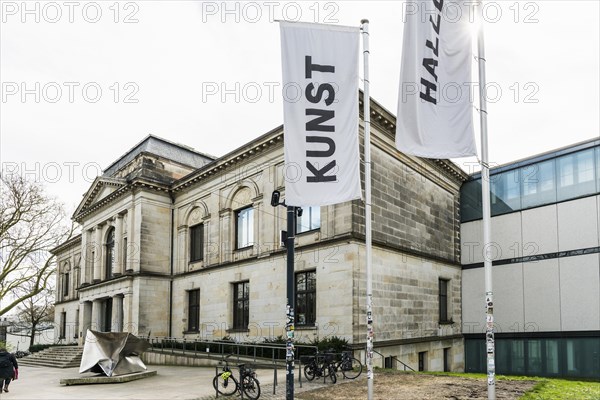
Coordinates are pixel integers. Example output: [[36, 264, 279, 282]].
[[148, 336, 317, 365], [390, 355, 415, 371], [370, 348, 385, 368]]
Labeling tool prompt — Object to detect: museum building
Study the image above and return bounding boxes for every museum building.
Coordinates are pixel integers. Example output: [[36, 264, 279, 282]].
[[52, 97, 467, 372], [461, 138, 600, 378]]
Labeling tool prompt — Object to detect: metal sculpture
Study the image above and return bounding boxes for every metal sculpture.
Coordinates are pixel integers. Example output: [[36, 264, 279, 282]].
[[79, 330, 150, 377]]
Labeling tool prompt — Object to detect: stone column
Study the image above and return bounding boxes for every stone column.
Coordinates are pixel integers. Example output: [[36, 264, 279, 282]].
[[82, 301, 92, 342], [114, 215, 123, 275], [122, 292, 133, 333], [112, 294, 124, 332], [73, 308, 80, 341], [220, 210, 231, 263], [253, 198, 262, 256], [93, 226, 102, 282], [80, 230, 89, 284], [91, 299, 102, 331], [57, 273, 63, 302], [177, 226, 187, 273]]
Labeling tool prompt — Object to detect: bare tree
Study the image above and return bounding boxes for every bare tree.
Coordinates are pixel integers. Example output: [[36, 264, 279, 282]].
[[0, 172, 71, 316], [10, 283, 55, 348]]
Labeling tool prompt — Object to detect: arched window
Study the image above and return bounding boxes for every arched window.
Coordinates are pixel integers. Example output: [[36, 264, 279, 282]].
[[105, 227, 115, 279]]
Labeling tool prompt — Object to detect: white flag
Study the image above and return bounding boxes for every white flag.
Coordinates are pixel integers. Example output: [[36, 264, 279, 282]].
[[280, 21, 362, 207], [396, 0, 477, 158]]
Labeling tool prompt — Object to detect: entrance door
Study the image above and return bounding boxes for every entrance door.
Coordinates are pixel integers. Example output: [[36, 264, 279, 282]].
[[101, 298, 113, 332]]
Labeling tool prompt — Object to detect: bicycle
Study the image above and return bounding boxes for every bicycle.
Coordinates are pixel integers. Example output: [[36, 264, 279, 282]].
[[212, 355, 261, 399], [333, 350, 363, 380], [303, 351, 337, 384]]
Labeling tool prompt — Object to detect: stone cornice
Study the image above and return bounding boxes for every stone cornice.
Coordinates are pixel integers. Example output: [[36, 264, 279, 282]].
[[173, 126, 284, 194], [73, 183, 131, 222], [50, 234, 82, 255]]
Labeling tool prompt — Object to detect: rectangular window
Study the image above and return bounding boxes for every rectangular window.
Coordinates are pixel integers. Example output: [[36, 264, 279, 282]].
[[528, 340, 543, 375], [63, 273, 69, 298], [190, 224, 204, 262], [460, 179, 483, 222], [443, 348, 451, 372], [439, 279, 449, 323], [295, 271, 316, 326], [490, 169, 521, 215], [521, 159, 557, 208], [296, 206, 321, 234], [596, 147, 600, 192], [236, 207, 254, 249], [187, 289, 200, 332], [557, 149, 597, 200], [233, 281, 249, 330]]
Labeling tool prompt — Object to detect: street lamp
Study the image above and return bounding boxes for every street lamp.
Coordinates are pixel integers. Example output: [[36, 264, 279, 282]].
[[270, 190, 301, 400]]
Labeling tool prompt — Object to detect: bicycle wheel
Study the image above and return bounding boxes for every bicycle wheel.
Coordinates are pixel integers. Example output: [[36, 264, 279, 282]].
[[328, 366, 337, 384], [341, 357, 363, 380], [213, 372, 238, 396], [304, 364, 316, 381], [241, 375, 261, 400]]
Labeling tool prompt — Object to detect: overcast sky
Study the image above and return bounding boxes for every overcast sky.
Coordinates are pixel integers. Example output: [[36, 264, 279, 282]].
[[1, 0, 599, 215]]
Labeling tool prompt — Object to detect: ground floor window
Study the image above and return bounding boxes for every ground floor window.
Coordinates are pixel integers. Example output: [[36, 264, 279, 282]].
[[295, 270, 316, 326], [187, 289, 200, 332], [465, 335, 600, 378], [233, 281, 249, 330]]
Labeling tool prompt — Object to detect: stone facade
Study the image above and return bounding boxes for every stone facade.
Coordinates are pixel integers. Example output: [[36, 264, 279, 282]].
[[53, 98, 467, 371]]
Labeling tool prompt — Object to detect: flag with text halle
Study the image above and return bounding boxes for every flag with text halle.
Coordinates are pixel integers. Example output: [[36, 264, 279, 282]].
[[396, 0, 477, 159]]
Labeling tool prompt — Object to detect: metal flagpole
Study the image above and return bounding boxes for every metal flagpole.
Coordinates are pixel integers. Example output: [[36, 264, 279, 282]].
[[361, 18, 374, 400], [476, 2, 496, 399], [285, 205, 296, 400]]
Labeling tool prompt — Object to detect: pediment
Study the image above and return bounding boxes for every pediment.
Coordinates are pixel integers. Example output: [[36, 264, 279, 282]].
[[73, 177, 127, 219]]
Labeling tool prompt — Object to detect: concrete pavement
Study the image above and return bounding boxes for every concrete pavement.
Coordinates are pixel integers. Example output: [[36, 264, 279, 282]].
[[0, 364, 292, 400]]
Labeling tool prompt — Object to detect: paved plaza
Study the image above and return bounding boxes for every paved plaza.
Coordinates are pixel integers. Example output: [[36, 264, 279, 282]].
[[0, 364, 306, 400]]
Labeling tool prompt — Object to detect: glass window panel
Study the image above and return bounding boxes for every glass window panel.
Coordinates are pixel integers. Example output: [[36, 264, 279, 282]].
[[105, 227, 115, 278], [233, 282, 249, 329], [190, 224, 203, 262], [490, 169, 521, 215], [297, 206, 321, 233], [460, 179, 482, 222], [311, 207, 321, 230], [464, 339, 485, 373], [188, 289, 200, 332], [597, 147, 600, 192], [557, 150, 596, 201], [438, 279, 449, 322], [578, 151, 595, 182], [295, 271, 316, 325], [236, 207, 254, 248], [566, 339, 576, 374], [495, 340, 510, 374], [528, 340, 543, 375], [307, 272, 316, 290], [545, 339, 559, 375], [521, 160, 557, 208], [511, 340, 525, 374]]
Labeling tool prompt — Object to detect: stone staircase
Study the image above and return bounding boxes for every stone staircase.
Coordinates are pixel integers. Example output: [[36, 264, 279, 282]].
[[18, 346, 83, 368]]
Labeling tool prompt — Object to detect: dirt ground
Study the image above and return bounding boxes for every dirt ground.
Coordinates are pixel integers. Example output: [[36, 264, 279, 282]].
[[296, 372, 537, 400]]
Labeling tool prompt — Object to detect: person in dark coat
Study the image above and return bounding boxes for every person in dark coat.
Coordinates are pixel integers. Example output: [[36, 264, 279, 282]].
[[0, 347, 18, 393]]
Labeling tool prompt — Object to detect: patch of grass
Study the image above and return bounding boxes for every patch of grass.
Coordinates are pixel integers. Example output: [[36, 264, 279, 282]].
[[422, 371, 599, 399], [519, 378, 600, 400]]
